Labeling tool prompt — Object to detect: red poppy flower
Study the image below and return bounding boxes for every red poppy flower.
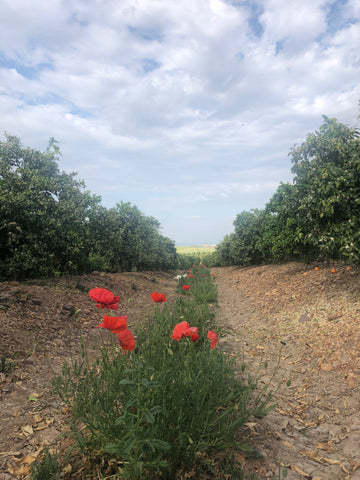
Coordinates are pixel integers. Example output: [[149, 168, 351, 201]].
[[202, 274, 205, 277], [150, 291, 167, 303], [117, 328, 136, 353], [208, 330, 218, 349], [89, 288, 120, 310], [182, 285, 190, 290], [171, 321, 198, 341], [97, 315, 128, 333], [210, 273, 215, 277]]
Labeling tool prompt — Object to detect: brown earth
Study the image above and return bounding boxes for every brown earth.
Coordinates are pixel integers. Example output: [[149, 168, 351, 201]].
[[1, 263, 360, 479]]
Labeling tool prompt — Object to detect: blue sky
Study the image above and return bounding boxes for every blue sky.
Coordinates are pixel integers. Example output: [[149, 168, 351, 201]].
[[1, 0, 359, 245]]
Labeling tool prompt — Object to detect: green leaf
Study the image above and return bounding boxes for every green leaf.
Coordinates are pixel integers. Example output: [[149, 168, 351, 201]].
[[119, 379, 136, 385], [142, 409, 155, 424]]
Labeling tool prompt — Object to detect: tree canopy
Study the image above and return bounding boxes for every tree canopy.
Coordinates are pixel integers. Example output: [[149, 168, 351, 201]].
[[216, 115, 360, 266], [0, 134, 177, 279]]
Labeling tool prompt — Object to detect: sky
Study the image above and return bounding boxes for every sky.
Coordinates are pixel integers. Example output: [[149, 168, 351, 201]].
[[1, 0, 360, 246]]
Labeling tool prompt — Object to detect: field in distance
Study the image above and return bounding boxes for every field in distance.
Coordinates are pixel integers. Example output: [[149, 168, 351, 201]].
[[176, 245, 216, 254]]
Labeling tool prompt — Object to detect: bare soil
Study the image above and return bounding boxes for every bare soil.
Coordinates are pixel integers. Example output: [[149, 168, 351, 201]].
[[1, 263, 360, 479]]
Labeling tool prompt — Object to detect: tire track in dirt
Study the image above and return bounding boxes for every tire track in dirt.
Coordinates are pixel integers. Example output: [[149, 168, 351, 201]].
[[213, 264, 360, 480]]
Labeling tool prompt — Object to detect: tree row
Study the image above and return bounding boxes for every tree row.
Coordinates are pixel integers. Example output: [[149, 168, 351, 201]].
[[216, 116, 360, 266], [0, 135, 178, 279]]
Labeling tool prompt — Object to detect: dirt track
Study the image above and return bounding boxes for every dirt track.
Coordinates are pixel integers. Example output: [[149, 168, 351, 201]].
[[1, 263, 360, 479], [213, 264, 360, 480]]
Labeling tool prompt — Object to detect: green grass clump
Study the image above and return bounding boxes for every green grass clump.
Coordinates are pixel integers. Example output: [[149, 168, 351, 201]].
[[30, 446, 60, 480], [53, 267, 274, 479], [0, 356, 15, 374]]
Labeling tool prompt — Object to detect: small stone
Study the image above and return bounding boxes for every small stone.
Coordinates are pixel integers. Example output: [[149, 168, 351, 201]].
[[62, 303, 74, 311], [61, 303, 76, 316], [31, 297, 42, 306], [328, 312, 343, 321]]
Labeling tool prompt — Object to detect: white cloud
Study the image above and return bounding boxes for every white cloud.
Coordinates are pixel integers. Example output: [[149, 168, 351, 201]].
[[0, 0, 359, 244], [260, 0, 327, 52]]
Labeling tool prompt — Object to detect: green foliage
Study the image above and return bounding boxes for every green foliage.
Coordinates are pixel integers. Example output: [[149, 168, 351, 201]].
[[176, 246, 219, 270], [216, 209, 269, 266], [216, 114, 360, 266], [0, 134, 99, 278], [53, 273, 274, 479], [178, 265, 218, 304], [201, 250, 219, 267], [288, 115, 360, 262], [30, 446, 60, 480], [264, 182, 303, 261], [0, 356, 15, 374], [176, 253, 201, 270], [89, 202, 177, 273], [0, 134, 178, 279]]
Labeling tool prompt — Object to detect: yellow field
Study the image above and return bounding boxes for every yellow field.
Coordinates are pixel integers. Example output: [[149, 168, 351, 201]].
[[176, 245, 216, 255]]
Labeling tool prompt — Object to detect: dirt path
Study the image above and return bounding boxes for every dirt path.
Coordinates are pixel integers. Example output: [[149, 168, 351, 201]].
[[1, 264, 360, 479], [213, 264, 360, 480]]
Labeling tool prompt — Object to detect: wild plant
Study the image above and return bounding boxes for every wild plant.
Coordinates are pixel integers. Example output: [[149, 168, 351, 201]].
[[53, 274, 275, 479]]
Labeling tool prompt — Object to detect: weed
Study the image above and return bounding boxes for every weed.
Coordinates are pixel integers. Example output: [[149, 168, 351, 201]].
[[177, 265, 218, 304], [26, 342, 39, 358], [0, 356, 15, 374], [0, 296, 11, 311], [245, 448, 264, 460], [53, 268, 276, 479], [30, 446, 60, 480], [272, 461, 288, 479]]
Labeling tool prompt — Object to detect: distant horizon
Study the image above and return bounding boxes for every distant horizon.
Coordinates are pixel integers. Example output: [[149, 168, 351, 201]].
[[175, 243, 218, 248]]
